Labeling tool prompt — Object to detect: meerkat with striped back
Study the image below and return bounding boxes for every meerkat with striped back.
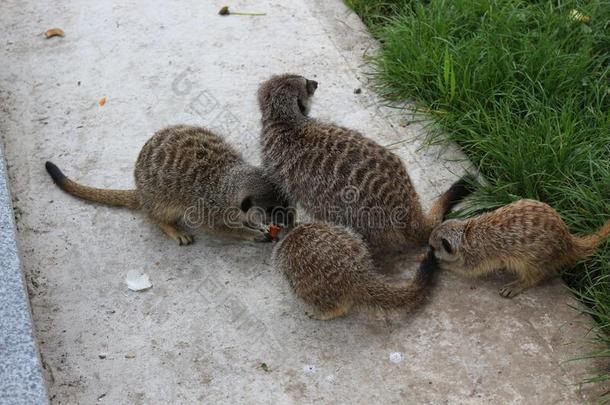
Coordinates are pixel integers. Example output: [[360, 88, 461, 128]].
[[258, 74, 472, 263], [46, 125, 289, 244], [429, 199, 610, 297], [272, 222, 437, 320]]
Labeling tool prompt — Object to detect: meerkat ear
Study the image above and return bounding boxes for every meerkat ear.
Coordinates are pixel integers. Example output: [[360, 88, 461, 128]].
[[305, 79, 318, 95], [240, 196, 253, 212], [441, 238, 453, 254]]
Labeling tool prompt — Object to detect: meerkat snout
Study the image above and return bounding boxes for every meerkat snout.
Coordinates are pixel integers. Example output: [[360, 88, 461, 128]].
[[305, 79, 318, 94], [235, 170, 291, 231], [257, 74, 318, 120], [429, 219, 463, 264], [300, 79, 318, 115]]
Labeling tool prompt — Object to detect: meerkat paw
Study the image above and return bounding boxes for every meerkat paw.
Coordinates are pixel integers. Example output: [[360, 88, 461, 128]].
[[499, 281, 526, 298], [157, 222, 194, 246], [244, 226, 272, 243], [175, 232, 194, 246], [253, 230, 273, 243]]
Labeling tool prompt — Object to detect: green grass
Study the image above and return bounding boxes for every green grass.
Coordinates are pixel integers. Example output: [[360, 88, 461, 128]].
[[346, 0, 610, 394]]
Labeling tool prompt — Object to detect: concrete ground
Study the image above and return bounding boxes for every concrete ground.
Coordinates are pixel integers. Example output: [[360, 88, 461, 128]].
[[0, 0, 607, 403]]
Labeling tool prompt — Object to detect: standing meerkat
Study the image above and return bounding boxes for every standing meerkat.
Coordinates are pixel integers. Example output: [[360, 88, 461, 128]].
[[258, 74, 471, 261], [272, 222, 437, 320], [429, 199, 610, 297], [46, 125, 289, 244]]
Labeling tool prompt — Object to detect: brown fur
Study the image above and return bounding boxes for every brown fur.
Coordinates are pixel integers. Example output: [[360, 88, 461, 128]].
[[429, 199, 610, 297], [272, 222, 437, 320], [258, 74, 471, 262], [46, 125, 289, 244]]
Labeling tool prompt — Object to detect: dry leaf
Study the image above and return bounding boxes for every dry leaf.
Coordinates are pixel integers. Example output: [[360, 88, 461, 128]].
[[44, 28, 65, 38], [98, 96, 107, 107], [218, 5, 265, 16], [569, 9, 591, 23]]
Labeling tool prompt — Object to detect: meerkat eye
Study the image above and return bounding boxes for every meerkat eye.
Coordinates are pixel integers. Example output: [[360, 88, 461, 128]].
[[240, 196, 253, 212], [441, 238, 453, 254], [305, 79, 318, 95]]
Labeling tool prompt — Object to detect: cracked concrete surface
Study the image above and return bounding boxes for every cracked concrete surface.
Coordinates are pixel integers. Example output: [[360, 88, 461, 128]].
[[0, 0, 607, 403]]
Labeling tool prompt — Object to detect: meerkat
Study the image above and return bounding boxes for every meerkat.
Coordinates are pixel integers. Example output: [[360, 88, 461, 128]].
[[258, 74, 472, 262], [46, 125, 289, 245], [272, 222, 437, 320], [429, 199, 610, 297]]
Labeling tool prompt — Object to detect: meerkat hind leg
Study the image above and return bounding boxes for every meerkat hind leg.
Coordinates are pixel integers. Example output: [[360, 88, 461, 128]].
[[306, 301, 352, 321], [157, 222, 194, 246]]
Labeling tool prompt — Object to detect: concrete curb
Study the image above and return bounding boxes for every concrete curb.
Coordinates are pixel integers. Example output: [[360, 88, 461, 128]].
[[0, 143, 48, 405]]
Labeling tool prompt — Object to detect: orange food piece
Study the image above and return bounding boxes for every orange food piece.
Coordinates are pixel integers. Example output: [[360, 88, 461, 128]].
[[269, 225, 281, 240]]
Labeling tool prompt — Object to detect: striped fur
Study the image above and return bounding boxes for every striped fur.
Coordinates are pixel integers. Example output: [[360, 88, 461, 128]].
[[46, 125, 288, 244], [429, 199, 610, 297], [258, 74, 471, 259], [272, 223, 437, 319]]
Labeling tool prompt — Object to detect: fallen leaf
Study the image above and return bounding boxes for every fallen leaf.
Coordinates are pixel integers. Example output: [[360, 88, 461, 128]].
[[569, 9, 591, 23], [44, 28, 65, 38], [218, 5, 265, 16], [98, 97, 107, 107]]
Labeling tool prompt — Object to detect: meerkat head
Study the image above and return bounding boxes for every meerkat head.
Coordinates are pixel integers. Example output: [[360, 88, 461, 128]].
[[429, 219, 465, 264], [234, 167, 293, 228], [257, 74, 318, 122]]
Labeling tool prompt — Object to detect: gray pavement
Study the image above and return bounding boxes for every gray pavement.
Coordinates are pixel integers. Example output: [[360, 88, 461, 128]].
[[0, 145, 48, 404]]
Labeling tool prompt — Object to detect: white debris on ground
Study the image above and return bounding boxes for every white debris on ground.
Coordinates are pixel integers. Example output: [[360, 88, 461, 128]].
[[389, 352, 404, 364], [125, 271, 152, 292]]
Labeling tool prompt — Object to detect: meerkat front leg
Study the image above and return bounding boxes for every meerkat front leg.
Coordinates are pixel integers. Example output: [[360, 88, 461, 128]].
[[157, 222, 194, 246], [207, 224, 272, 242], [499, 265, 550, 298], [499, 281, 528, 298]]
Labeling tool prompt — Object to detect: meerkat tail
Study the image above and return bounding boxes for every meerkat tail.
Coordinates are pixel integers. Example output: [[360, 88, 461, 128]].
[[573, 219, 610, 257], [426, 175, 476, 225], [359, 249, 437, 310], [45, 161, 140, 209]]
